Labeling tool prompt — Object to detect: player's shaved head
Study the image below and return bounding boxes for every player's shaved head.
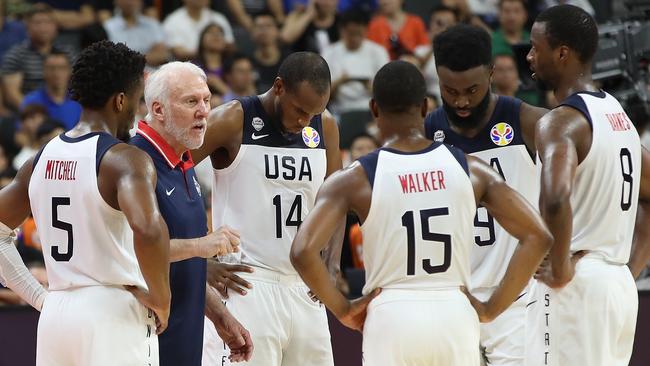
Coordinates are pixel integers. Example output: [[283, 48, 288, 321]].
[[534, 4, 598, 64], [278, 52, 331, 96], [70, 40, 145, 109], [372, 60, 426, 114]]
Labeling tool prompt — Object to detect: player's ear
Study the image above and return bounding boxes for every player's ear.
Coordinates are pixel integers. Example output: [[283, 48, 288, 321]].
[[420, 98, 428, 118], [114, 92, 126, 113], [558, 45, 570, 62], [273, 77, 284, 96], [369, 98, 379, 118]]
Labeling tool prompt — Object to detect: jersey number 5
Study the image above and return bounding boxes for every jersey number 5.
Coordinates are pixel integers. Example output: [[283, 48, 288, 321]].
[[51, 197, 74, 261], [401, 208, 451, 276]]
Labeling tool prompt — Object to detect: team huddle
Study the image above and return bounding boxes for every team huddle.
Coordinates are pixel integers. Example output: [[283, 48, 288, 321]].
[[0, 4, 646, 366]]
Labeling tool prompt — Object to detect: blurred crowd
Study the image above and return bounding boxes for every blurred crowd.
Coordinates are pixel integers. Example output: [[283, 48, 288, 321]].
[[0, 0, 647, 302]]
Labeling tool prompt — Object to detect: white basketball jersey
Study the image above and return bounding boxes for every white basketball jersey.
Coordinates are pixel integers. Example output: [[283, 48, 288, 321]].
[[211, 97, 327, 275], [543, 91, 641, 263], [359, 143, 476, 295], [425, 96, 538, 290], [28, 133, 147, 291]]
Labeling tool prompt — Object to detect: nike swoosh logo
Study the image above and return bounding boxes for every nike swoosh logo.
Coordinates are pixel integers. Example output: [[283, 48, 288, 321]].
[[526, 300, 537, 308], [165, 187, 176, 196], [251, 133, 270, 140], [516, 292, 527, 301]]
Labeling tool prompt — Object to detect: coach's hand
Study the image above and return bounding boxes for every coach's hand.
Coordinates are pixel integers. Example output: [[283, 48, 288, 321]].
[[337, 288, 381, 332], [199, 226, 241, 258], [534, 250, 588, 289], [206, 260, 254, 298], [125, 285, 170, 334], [206, 286, 254, 362]]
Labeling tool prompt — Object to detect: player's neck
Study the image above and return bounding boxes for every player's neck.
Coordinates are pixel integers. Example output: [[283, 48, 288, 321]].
[[70, 110, 117, 136], [554, 70, 597, 103]]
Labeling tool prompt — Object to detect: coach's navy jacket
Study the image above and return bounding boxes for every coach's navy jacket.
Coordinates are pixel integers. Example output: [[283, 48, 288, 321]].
[[130, 120, 208, 366]]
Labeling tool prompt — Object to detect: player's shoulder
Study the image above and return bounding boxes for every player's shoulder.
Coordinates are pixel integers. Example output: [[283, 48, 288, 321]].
[[322, 161, 369, 196], [102, 143, 156, 177], [207, 99, 244, 134]]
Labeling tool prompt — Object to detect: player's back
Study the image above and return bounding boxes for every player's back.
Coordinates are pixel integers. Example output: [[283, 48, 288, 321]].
[[358, 142, 476, 294], [28, 132, 147, 291], [555, 91, 641, 263]]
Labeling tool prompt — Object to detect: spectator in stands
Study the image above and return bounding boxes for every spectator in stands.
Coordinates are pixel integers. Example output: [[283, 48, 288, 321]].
[[0, 3, 27, 63], [12, 104, 47, 170], [281, 0, 339, 53], [104, 0, 169, 67], [323, 10, 388, 115], [226, 0, 285, 32], [492, 0, 529, 56], [0, 145, 15, 189], [1, 4, 72, 110], [466, 0, 499, 26], [492, 53, 540, 106], [367, 0, 429, 60], [21, 51, 81, 131], [194, 23, 230, 96], [414, 5, 458, 104], [37, 0, 96, 30], [163, 0, 235, 61], [539, 0, 594, 16], [250, 13, 287, 93], [222, 54, 256, 102]]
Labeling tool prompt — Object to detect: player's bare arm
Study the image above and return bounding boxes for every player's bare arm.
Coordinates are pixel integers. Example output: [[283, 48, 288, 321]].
[[191, 100, 245, 166], [320, 110, 345, 279], [291, 163, 381, 332], [101, 144, 171, 333], [205, 284, 253, 362], [169, 226, 241, 262], [534, 107, 592, 288], [465, 155, 553, 322], [628, 147, 650, 278], [0, 157, 48, 310], [519, 102, 549, 154]]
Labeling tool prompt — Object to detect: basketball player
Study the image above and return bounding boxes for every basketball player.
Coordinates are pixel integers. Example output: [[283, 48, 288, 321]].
[[290, 60, 552, 366], [525, 5, 650, 365], [130, 61, 250, 365], [0, 41, 170, 365], [423, 24, 548, 365], [193, 52, 342, 365]]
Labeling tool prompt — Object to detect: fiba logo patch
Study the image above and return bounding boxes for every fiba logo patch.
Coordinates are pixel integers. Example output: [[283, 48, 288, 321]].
[[433, 130, 445, 142], [252, 117, 264, 131], [302, 126, 320, 148], [490, 122, 514, 146], [193, 176, 201, 197]]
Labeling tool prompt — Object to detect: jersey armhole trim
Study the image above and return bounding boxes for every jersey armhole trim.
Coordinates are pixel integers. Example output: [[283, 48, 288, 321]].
[[357, 149, 381, 188], [96, 135, 122, 175], [559, 95, 593, 129], [444, 144, 470, 177]]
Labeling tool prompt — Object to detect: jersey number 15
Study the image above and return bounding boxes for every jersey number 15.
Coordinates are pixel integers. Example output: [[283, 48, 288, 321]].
[[401, 208, 451, 275]]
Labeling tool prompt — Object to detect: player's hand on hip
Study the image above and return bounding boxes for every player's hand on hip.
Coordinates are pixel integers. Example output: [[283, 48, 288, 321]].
[[125, 285, 170, 334], [206, 259, 254, 298], [534, 250, 588, 289], [461, 286, 493, 322], [211, 308, 254, 362], [338, 288, 381, 332], [199, 226, 241, 258]]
